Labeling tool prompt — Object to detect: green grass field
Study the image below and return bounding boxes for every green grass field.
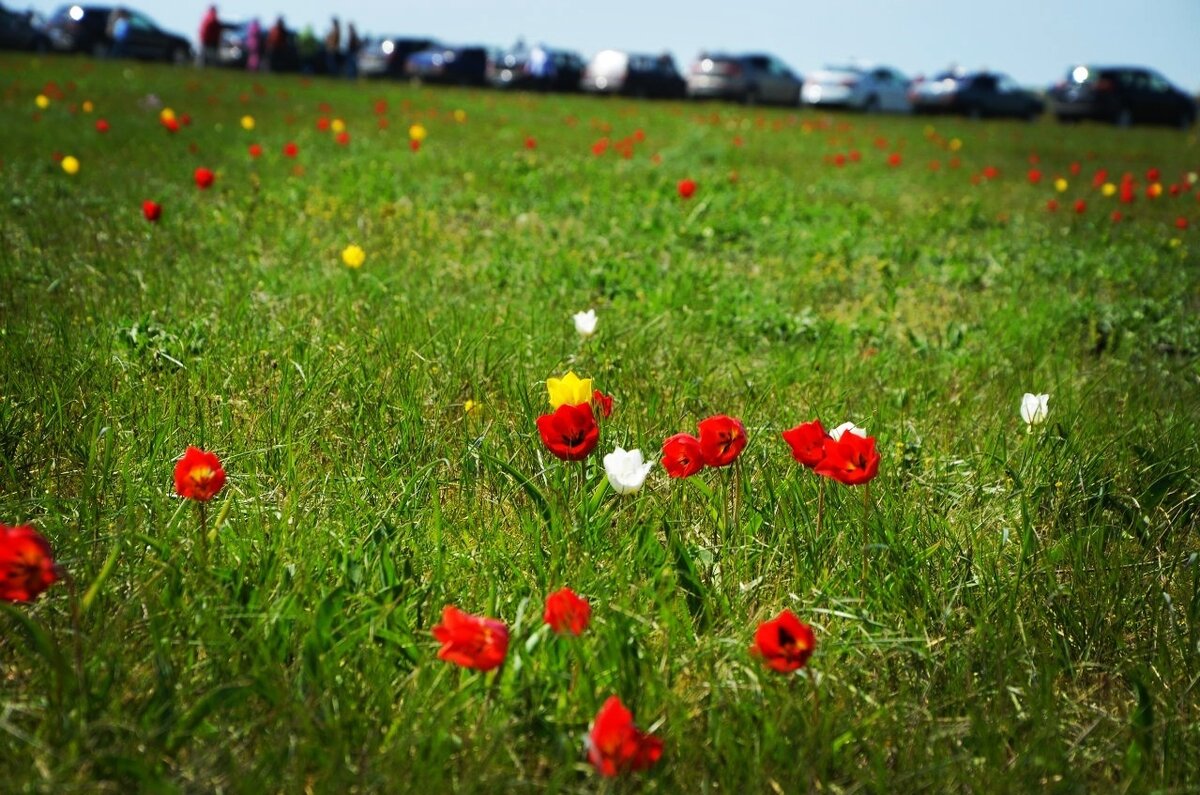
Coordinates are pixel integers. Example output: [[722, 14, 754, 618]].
[[2, 53, 1199, 793]]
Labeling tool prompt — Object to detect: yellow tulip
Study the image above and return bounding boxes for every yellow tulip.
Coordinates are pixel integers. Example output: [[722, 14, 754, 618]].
[[35, 94, 49, 109], [160, 108, 176, 123], [1147, 183, 1162, 198], [1054, 178, 1068, 193], [464, 399, 482, 416], [547, 372, 592, 408], [1102, 182, 1116, 197], [341, 244, 366, 268], [409, 123, 427, 142], [82, 100, 94, 113], [331, 118, 346, 134], [241, 115, 255, 130], [61, 156, 80, 175], [453, 109, 467, 123], [948, 138, 962, 152]]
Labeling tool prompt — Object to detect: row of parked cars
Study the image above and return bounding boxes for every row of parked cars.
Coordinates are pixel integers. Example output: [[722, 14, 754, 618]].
[[5, 3, 1197, 129]]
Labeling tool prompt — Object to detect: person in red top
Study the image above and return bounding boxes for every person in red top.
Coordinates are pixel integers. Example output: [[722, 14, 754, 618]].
[[198, 5, 221, 67]]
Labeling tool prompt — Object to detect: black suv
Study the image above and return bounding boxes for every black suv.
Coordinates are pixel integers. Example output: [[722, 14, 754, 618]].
[[0, 4, 49, 51], [45, 5, 190, 62], [1050, 65, 1196, 128]]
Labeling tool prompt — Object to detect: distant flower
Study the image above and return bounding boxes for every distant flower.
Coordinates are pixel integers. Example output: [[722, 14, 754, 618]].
[[341, 244, 365, 268], [161, 117, 180, 134], [781, 420, 827, 468], [1046, 199, 1059, 212], [95, 118, 109, 133], [982, 165, 999, 180], [82, 100, 94, 113], [1054, 177, 1068, 193], [592, 390, 614, 418], [283, 142, 299, 158], [331, 118, 346, 134], [432, 605, 508, 671], [0, 524, 60, 603], [1073, 199, 1087, 214], [573, 309, 598, 337], [1069, 162, 1081, 176], [1146, 167, 1160, 183], [1110, 210, 1122, 224], [1020, 393, 1049, 426], [697, 414, 747, 468], [750, 609, 816, 673], [814, 431, 880, 486], [463, 399, 482, 416], [60, 155, 79, 175], [1026, 168, 1042, 184], [537, 403, 600, 461], [159, 107, 176, 123], [142, 200, 162, 222], [409, 123, 427, 142], [586, 696, 663, 777], [661, 433, 704, 478], [544, 587, 591, 635], [34, 94, 49, 109], [174, 446, 226, 501], [248, 143, 263, 159], [409, 139, 421, 152], [1102, 182, 1116, 197], [887, 153, 902, 167], [194, 167, 215, 189], [524, 136, 537, 150], [677, 178, 696, 199], [1176, 216, 1189, 230], [335, 131, 350, 146], [546, 372, 593, 409], [240, 115, 255, 130], [603, 447, 653, 494], [453, 109, 467, 123], [316, 116, 330, 131], [1146, 183, 1162, 199]]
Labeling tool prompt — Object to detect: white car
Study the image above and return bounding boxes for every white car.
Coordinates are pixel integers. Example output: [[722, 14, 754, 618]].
[[801, 64, 911, 112]]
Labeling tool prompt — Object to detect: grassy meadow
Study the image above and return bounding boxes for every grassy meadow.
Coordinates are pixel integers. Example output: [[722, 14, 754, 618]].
[[1, 53, 1199, 792]]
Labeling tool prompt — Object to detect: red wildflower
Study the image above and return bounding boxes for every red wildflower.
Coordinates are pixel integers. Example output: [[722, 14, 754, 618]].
[[161, 117, 179, 133], [661, 433, 704, 478], [833, 153, 846, 167], [543, 587, 590, 635], [524, 136, 537, 149], [0, 524, 60, 603], [194, 167, 215, 189], [173, 446, 226, 501], [1074, 199, 1087, 214], [1111, 210, 1122, 224], [1027, 168, 1042, 184], [983, 165, 999, 180], [180, 113, 192, 126], [283, 142, 299, 158], [1120, 179, 1136, 204], [95, 119, 109, 133], [142, 200, 162, 222], [316, 116, 330, 131], [592, 390, 614, 419], [1147, 167, 1160, 183], [849, 149, 861, 162], [335, 131, 350, 146], [677, 178, 697, 199], [887, 153, 902, 167], [536, 403, 600, 461], [1046, 199, 1059, 212], [1092, 168, 1108, 188], [409, 139, 421, 152], [697, 414, 747, 468], [781, 420, 828, 468], [1069, 161, 1081, 176], [750, 609, 816, 673], [587, 696, 663, 777], [592, 138, 609, 156], [1177, 217, 1190, 230], [432, 605, 508, 671], [814, 431, 880, 486], [248, 143, 262, 158]]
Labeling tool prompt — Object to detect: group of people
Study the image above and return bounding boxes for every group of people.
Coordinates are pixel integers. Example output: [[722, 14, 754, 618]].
[[196, 5, 363, 76]]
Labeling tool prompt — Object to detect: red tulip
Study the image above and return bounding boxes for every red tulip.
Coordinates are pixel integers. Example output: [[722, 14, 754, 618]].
[[1110, 210, 1122, 224], [814, 431, 879, 486], [1046, 199, 1059, 213], [1092, 168, 1108, 188], [180, 113, 192, 126], [661, 433, 704, 478], [1073, 199, 1087, 214], [697, 414, 747, 468], [0, 524, 60, 603], [410, 139, 421, 152], [432, 605, 508, 671], [173, 446, 226, 501], [750, 609, 816, 673], [1177, 217, 1190, 230], [1147, 167, 1160, 183], [142, 200, 162, 222], [194, 167, 215, 189], [1026, 168, 1042, 185], [524, 136, 537, 150], [677, 178, 697, 199], [592, 390, 613, 419], [781, 420, 827, 468], [1069, 162, 1081, 176], [316, 116, 330, 131], [161, 117, 179, 133], [1120, 180, 1135, 204], [543, 587, 590, 635], [248, 143, 263, 159], [887, 153, 902, 167], [848, 149, 861, 162], [586, 696, 663, 777], [536, 403, 600, 461], [983, 165, 999, 180], [283, 142, 299, 158], [95, 118, 109, 133], [833, 153, 846, 167]]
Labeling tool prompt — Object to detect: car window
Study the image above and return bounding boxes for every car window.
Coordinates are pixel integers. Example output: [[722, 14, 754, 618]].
[[770, 58, 793, 77], [1147, 73, 1171, 92], [973, 75, 997, 92], [128, 12, 155, 31], [997, 75, 1020, 93], [872, 68, 891, 81]]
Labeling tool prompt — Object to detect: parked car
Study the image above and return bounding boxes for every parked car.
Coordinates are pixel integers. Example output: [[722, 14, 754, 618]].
[[581, 50, 686, 99], [487, 44, 585, 92], [0, 4, 49, 51], [405, 44, 488, 86], [1049, 65, 1195, 128], [910, 70, 1043, 120], [357, 35, 436, 79], [686, 52, 801, 105], [802, 64, 910, 112], [215, 21, 252, 68], [45, 4, 190, 61]]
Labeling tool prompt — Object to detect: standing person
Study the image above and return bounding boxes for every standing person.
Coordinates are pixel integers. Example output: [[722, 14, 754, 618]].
[[265, 16, 286, 72], [245, 17, 261, 72], [107, 8, 130, 58], [197, 5, 221, 67], [344, 22, 360, 78], [323, 17, 340, 76], [297, 25, 318, 74]]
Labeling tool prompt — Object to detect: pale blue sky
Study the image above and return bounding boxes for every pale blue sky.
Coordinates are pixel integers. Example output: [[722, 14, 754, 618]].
[[34, 0, 1200, 90]]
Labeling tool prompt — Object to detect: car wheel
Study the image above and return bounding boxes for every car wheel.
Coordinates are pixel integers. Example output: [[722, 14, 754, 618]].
[[1115, 107, 1133, 128]]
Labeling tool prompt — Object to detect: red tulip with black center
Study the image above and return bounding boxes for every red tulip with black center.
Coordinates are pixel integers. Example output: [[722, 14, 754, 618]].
[[537, 403, 599, 461]]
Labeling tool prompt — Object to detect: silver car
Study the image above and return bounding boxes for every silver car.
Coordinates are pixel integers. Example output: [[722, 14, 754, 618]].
[[686, 53, 802, 105]]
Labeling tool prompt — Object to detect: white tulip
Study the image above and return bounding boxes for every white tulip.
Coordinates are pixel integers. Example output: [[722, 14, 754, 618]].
[[603, 447, 653, 495], [573, 309, 598, 337], [828, 422, 867, 442], [1020, 393, 1049, 425]]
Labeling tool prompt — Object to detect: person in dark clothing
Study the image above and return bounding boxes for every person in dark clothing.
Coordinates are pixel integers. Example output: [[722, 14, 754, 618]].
[[197, 5, 221, 66], [324, 17, 340, 76], [344, 22, 360, 78], [265, 16, 286, 72]]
